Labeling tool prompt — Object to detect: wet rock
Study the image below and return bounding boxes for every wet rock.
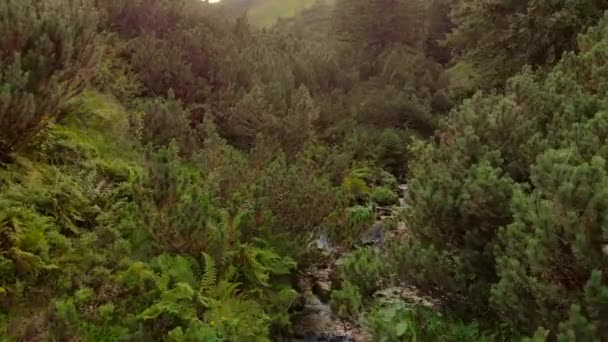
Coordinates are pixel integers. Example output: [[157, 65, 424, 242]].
[[375, 206, 393, 218], [313, 231, 333, 252], [313, 280, 332, 303], [397, 184, 409, 199], [356, 222, 384, 247], [292, 292, 334, 337], [398, 197, 406, 208], [373, 286, 441, 310], [290, 294, 306, 313]]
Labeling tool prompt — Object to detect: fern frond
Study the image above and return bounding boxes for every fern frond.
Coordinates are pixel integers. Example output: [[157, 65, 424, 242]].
[[151, 254, 198, 288], [140, 282, 198, 323], [200, 252, 217, 296]]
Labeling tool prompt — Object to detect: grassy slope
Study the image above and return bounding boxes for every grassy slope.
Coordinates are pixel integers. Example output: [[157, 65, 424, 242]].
[[0, 90, 143, 337], [219, 0, 321, 27], [248, 0, 316, 27]]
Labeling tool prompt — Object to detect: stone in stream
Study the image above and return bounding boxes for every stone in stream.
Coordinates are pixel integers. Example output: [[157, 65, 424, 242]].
[[397, 184, 409, 198], [373, 286, 441, 310], [312, 280, 332, 303], [355, 221, 385, 247], [398, 197, 406, 208]]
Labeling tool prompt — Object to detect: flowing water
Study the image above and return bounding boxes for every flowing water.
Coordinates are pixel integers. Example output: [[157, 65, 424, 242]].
[[280, 185, 410, 341]]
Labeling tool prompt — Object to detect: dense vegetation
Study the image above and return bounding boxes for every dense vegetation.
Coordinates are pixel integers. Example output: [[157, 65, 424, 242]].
[[2, 0, 608, 340]]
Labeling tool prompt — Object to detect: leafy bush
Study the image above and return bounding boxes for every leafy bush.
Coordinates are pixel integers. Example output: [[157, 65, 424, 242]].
[[342, 167, 372, 202], [375, 128, 410, 177], [378, 170, 398, 188], [330, 281, 363, 320], [139, 92, 198, 155], [252, 152, 342, 258], [366, 299, 495, 342], [347, 206, 374, 227], [329, 205, 374, 247], [338, 247, 385, 297], [371, 187, 399, 206], [447, 0, 608, 91], [134, 142, 214, 257], [0, 0, 99, 157]]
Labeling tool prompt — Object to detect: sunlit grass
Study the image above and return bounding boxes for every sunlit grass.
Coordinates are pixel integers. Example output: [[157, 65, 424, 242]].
[[247, 0, 316, 27]]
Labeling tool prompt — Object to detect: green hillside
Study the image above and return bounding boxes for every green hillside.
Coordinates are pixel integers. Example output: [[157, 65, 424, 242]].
[[4, 0, 608, 340], [220, 0, 319, 27]]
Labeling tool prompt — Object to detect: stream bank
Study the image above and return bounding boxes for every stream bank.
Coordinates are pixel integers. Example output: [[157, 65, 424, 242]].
[[279, 185, 414, 341]]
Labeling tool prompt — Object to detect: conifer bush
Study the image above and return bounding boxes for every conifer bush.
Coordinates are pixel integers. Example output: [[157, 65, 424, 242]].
[[338, 247, 386, 297], [134, 142, 214, 257], [371, 186, 399, 206], [402, 14, 608, 338], [330, 280, 363, 320], [139, 92, 198, 154], [0, 0, 98, 158]]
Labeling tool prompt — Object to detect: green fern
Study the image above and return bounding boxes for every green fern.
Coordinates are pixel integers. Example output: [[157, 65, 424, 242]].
[[200, 253, 217, 298], [0, 199, 59, 283], [166, 322, 221, 342], [150, 254, 198, 290], [202, 292, 270, 341], [140, 282, 198, 323], [239, 243, 296, 288]]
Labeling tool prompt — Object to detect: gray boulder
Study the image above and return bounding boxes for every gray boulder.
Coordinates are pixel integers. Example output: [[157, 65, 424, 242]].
[[356, 221, 385, 247]]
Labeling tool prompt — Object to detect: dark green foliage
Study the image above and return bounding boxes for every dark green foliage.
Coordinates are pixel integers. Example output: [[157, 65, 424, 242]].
[[139, 92, 198, 154], [0, 0, 99, 157], [330, 280, 363, 320], [401, 13, 608, 339], [375, 129, 410, 178], [447, 0, 608, 92], [334, 0, 427, 53], [329, 205, 374, 246], [366, 299, 496, 342], [338, 247, 386, 297], [424, 0, 452, 65], [7, 0, 608, 340], [371, 187, 398, 206], [134, 142, 213, 256], [227, 84, 319, 157]]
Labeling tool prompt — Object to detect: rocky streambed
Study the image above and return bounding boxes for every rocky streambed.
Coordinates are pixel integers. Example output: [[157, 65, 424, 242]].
[[286, 248, 370, 342], [278, 185, 417, 341]]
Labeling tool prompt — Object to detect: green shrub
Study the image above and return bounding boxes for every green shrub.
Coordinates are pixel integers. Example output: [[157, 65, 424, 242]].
[[329, 205, 374, 246], [0, 0, 99, 157], [134, 142, 215, 257], [347, 206, 374, 226], [252, 152, 342, 258], [366, 299, 495, 342], [139, 92, 198, 155], [378, 170, 398, 188], [339, 247, 385, 297], [98, 303, 116, 321], [330, 281, 363, 320], [375, 128, 410, 177], [166, 323, 221, 342], [371, 187, 399, 206], [343, 167, 372, 202], [387, 239, 462, 299], [402, 15, 608, 338]]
